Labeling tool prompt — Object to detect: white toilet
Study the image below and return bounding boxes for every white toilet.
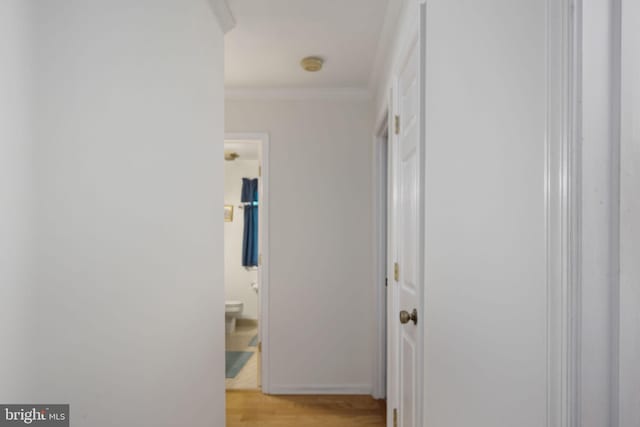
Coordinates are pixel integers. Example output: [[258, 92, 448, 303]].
[[225, 300, 244, 334]]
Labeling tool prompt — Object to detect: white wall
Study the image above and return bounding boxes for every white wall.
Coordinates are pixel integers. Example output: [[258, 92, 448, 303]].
[[0, 0, 36, 401], [224, 159, 259, 319], [420, 1, 560, 425], [619, 0, 640, 424], [30, 1, 226, 426], [225, 97, 374, 393], [581, 1, 616, 425]]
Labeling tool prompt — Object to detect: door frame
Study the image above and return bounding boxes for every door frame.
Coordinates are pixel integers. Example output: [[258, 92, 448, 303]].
[[372, 109, 392, 400], [224, 132, 271, 393], [546, 0, 583, 424], [372, 92, 402, 423]]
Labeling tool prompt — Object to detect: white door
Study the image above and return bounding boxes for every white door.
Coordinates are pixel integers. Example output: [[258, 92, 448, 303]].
[[391, 33, 422, 427]]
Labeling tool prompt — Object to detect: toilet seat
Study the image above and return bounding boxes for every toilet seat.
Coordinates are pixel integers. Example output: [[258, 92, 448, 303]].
[[225, 301, 244, 334], [225, 300, 243, 313]]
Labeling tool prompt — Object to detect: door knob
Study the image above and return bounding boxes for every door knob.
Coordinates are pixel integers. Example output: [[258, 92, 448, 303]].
[[399, 309, 418, 325]]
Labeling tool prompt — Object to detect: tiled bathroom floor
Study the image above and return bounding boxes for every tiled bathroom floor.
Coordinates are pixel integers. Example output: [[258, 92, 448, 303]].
[[225, 324, 259, 390]]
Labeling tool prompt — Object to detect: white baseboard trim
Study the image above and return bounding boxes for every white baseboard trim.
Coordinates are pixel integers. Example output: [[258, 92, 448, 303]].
[[268, 384, 373, 395], [236, 317, 258, 326]]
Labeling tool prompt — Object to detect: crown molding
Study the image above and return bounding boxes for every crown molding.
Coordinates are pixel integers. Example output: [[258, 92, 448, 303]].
[[208, 0, 235, 34], [225, 87, 372, 101]]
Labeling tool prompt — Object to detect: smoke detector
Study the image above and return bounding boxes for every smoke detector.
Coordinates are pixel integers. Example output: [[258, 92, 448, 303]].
[[300, 56, 324, 72]]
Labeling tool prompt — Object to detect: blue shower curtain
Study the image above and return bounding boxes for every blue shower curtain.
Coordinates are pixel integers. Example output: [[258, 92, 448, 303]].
[[241, 178, 259, 267]]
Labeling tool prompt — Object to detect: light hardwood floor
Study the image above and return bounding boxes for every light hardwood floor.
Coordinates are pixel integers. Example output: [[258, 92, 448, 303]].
[[226, 391, 386, 427]]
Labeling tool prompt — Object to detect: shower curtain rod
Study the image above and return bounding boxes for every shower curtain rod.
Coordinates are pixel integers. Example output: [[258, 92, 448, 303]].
[[237, 202, 259, 209]]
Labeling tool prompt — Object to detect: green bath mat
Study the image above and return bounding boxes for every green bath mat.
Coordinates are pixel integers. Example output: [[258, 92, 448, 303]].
[[225, 351, 253, 378]]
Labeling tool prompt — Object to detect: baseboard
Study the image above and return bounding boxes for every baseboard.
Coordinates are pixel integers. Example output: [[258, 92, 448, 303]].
[[267, 384, 373, 395], [236, 318, 258, 327]]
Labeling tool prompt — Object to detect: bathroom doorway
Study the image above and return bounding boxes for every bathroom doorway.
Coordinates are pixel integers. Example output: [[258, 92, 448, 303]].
[[223, 133, 270, 391]]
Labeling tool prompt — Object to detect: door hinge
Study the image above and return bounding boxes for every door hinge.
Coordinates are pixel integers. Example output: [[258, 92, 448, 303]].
[[394, 262, 400, 282], [259, 165, 262, 177], [393, 408, 398, 427], [258, 341, 262, 352], [258, 254, 262, 266], [385, 277, 388, 288], [394, 115, 400, 135]]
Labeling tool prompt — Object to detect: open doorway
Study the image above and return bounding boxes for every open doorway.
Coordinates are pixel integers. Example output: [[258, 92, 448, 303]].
[[223, 133, 270, 391]]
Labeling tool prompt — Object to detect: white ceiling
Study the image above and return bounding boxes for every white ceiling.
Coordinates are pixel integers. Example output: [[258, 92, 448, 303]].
[[224, 0, 390, 90]]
